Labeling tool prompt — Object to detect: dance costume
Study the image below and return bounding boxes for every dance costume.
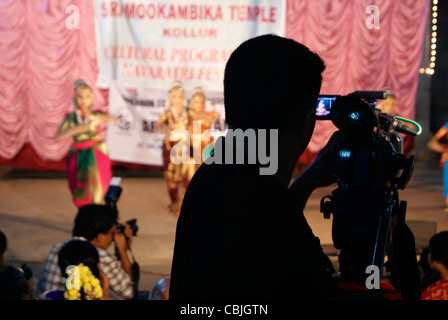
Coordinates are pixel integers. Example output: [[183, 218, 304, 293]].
[[59, 111, 112, 207], [158, 108, 189, 207], [439, 122, 448, 204], [186, 110, 216, 183]]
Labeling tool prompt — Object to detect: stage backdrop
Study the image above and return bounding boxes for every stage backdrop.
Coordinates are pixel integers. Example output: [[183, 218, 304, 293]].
[[0, 0, 429, 170], [95, 0, 286, 91], [106, 81, 226, 166], [99, 0, 285, 166]]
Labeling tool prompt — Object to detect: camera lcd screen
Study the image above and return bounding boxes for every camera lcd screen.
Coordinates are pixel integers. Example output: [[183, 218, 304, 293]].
[[316, 96, 339, 119]]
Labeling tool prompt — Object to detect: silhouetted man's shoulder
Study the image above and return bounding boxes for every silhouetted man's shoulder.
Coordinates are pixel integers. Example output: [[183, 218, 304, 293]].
[[170, 163, 334, 299]]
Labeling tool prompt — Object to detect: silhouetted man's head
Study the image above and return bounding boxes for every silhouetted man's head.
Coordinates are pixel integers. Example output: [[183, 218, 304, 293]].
[[224, 34, 325, 131]]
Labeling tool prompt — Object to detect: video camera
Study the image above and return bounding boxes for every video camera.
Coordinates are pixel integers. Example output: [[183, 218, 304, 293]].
[[316, 91, 421, 299]]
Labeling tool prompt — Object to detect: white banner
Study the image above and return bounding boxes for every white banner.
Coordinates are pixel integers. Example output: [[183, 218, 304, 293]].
[[94, 0, 286, 91], [106, 81, 226, 166]]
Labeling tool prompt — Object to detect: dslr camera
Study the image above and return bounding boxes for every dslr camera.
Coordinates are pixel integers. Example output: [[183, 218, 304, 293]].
[[105, 177, 138, 237], [116, 218, 139, 237]]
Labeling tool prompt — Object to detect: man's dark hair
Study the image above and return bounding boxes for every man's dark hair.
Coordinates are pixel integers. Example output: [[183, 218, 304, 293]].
[[72, 204, 117, 241], [224, 34, 325, 130], [0, 230, 6, 257], [58, 239, 101, 280], [429, 231, 448, 269]]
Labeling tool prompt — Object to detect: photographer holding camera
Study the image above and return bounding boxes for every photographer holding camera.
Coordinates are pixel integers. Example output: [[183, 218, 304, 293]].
[[40, 205, 148, 300], [93, 214, 136, 299]]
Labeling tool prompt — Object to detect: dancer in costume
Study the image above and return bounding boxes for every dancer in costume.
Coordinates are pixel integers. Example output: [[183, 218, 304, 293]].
[[428, 121, 448, 213], [154, 81, 189, 216], [186, 87, 220, 183], [56, 80, 115, 207]]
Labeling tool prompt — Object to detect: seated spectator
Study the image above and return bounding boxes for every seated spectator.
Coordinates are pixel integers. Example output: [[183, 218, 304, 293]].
[[39, 204, 141, 300], [0, 230, 33, 300], [422, 231, 448, 300], [58, 239, 113, 300]]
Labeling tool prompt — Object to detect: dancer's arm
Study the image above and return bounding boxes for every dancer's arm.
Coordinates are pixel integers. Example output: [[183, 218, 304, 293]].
[[153, 111, 168, 133], [55, 123, 91, 140], [428, 125, 448, 153], [95, 112, 118, 124]]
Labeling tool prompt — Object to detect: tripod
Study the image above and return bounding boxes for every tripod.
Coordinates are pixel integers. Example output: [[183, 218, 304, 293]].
[[321, 168, 421, 299]]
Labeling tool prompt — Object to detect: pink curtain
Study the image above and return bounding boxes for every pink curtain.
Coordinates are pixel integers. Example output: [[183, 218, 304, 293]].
[[0, 0, 429, 168], [286, 0, 429, 152], [0, 0, 108, 165]]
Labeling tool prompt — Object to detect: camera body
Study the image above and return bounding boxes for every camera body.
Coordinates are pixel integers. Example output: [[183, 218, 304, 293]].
[[316, 92, 415, 195], [317, 91, 420, 297], [116, 218, 139, 237]]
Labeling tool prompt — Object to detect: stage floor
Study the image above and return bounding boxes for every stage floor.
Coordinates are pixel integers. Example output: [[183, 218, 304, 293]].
[[1, 164, 447, 297]]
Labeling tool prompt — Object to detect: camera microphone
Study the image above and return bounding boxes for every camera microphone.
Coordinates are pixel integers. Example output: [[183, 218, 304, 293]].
[[392, 120, 418, 136]]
